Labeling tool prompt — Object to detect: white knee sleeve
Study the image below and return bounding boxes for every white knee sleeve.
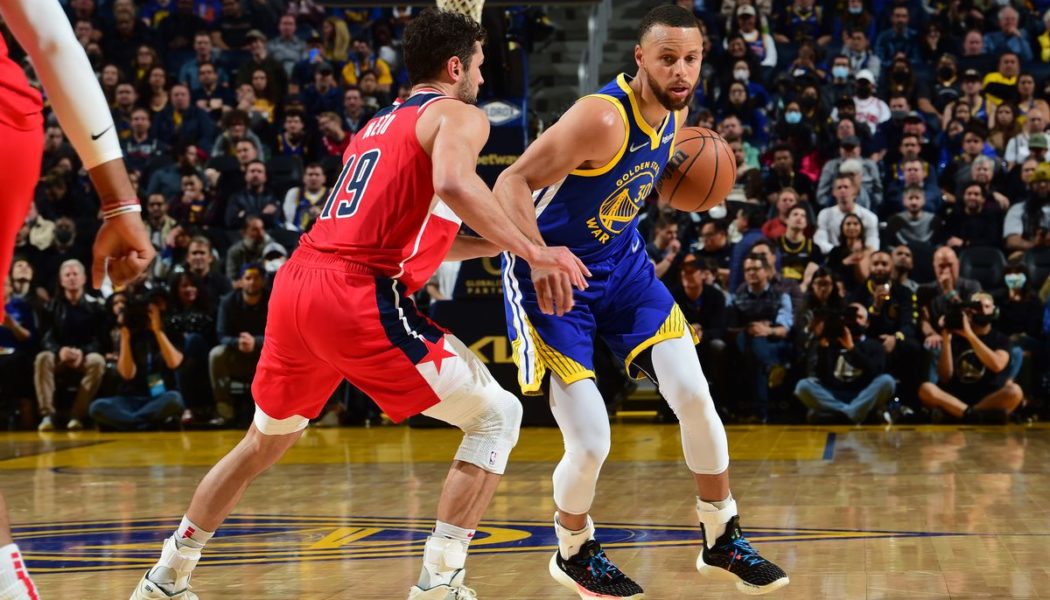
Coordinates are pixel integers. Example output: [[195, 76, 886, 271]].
[[550, 377, 611, 515], [422, 340, 522, 475], [652, 331, 729, 475]]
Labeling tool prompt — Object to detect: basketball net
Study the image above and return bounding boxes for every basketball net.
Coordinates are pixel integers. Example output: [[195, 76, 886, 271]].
[[436, 0, 484, 23]]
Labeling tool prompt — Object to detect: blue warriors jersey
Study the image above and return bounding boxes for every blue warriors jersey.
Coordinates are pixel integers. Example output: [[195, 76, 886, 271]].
[[533, 73, 680, 264], [501, 74, 694, 395]]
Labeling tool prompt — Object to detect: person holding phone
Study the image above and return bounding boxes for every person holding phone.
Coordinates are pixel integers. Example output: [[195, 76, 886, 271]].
[[851, 250, 922, 409]]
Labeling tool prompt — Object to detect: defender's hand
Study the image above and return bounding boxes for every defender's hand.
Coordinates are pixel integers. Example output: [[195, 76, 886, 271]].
[[92, 213, 155, 289]]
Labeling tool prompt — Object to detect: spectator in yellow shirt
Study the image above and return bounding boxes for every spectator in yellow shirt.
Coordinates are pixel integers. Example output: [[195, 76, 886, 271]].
[[981, 52, 1020, 111], [341, 39, 393, 93]]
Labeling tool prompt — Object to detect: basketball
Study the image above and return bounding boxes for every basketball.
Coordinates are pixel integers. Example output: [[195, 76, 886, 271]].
[[659, 127, 737, 213]]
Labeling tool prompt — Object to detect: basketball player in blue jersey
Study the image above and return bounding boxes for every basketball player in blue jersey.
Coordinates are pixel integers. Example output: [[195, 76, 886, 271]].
[[484, 5, 788, 598]]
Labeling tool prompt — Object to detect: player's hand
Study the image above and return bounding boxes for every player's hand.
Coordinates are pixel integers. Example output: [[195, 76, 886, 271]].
[[532, 268, 575, 316], [92, 213, 156, 289], [528, 246, 591, 291]]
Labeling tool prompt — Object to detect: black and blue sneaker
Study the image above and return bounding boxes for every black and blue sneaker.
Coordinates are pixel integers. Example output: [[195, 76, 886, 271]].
[[697, 516, 789, 595], [549, 539, 644, 599]]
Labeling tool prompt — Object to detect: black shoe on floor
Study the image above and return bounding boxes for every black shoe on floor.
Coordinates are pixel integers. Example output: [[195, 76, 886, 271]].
[[549, 539, 644, 598], [697, 516, 790, 595]]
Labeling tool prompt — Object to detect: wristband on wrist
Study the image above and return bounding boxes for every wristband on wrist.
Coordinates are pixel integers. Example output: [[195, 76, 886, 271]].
[[102, 203, 141, 220]]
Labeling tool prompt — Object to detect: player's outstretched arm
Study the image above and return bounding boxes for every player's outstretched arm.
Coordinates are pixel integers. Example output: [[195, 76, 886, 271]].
[[427, 102, 589, 314], [0, 0, 155, 288], [493, 96, 626, 245], [444, 234, 500, 262]]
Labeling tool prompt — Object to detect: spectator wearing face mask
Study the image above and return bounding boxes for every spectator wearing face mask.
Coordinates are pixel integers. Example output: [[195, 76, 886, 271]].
[[851, 69, 890, 135], [821, 55, 854, 110], [919, 292, 1022, 423], [992, 260, 1044, 388], [225, 217, 286, 283]]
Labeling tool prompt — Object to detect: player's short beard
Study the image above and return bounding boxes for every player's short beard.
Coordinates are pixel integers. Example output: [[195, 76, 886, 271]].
[[454, 73, 478, 105], [645, 68, 694, 111]]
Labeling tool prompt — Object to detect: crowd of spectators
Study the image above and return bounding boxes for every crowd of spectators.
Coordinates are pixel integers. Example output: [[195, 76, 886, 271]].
[[644, 0, 1050, 424], [4, 0, 1050, 430]]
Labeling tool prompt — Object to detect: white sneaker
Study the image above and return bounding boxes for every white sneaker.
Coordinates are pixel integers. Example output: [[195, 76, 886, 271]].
[[67, 418, 83, 431], [129, 571, 199, 600], [129, 538, 200, 600], [408, 569, 477, 599], [37, 416, 53, 432]]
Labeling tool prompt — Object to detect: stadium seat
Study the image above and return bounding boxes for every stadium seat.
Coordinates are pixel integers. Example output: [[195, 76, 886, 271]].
[[959, 246, 1007, 291], [1024, 247, 1050, 289]]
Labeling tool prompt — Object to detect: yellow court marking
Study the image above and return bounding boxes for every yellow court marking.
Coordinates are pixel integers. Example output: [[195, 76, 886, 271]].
[[2, 424, 1040, 471]]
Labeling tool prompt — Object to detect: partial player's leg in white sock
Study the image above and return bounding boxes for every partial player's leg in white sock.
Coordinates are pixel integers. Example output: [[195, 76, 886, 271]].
[[418, 521, 475, 589], [0, 543, 38, 600]]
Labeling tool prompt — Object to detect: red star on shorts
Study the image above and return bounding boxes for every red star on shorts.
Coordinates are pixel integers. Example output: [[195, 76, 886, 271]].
[[418, 337, 456, 373]]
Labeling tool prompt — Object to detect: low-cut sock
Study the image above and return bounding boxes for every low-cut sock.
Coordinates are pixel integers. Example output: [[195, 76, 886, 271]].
[[174, 515, 214, 549], [418, 521, 474, 589], [697, 494, 736, 548], [0, 543, 38, 600], [554, 512, 594, 560]]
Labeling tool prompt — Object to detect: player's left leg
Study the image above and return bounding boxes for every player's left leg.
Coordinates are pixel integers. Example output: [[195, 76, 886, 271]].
[[650, 330, 789, 595], [0, 492, 39, 600]]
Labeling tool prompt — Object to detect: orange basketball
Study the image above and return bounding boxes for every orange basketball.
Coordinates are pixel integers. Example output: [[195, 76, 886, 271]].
[[659, 127, 737, 212]]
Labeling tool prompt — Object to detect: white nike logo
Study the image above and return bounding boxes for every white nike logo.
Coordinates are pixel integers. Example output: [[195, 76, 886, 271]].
[[662, 133, 674, 143], [632, 239, 641, 253], [630, 140, 650, 152]]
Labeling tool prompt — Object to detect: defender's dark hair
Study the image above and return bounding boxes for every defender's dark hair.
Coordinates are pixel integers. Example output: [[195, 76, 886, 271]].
[[403, 9, 486, 85], [637, 5, 700, 43]]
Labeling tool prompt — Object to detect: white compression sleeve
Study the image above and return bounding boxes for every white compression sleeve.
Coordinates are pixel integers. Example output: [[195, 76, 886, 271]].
[[549, 376, 611, 515], [0, 0, 123, 170], [651, 329, 729, 475]]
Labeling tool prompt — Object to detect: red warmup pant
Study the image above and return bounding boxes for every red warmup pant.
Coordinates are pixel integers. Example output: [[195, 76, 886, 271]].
[[0, 115, 44, 319]]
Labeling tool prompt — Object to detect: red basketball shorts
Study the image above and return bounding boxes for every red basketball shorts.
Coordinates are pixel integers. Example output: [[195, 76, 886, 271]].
[[252, 247, 482, 434], [0, 114, 43, 319]]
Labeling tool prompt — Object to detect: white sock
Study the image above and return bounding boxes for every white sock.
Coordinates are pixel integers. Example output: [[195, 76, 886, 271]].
[[174, 516, 213, 549], [697, 494, 737, 549], [554, 512, 594, 560], [0, 543, 38, 600]]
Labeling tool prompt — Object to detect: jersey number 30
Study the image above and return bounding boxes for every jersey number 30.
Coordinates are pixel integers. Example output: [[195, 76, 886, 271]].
[[319, 149, 382, 220]]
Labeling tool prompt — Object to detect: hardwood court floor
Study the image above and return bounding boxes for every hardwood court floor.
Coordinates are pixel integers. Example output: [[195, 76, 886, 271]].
[[2, 423, 1050, 599]]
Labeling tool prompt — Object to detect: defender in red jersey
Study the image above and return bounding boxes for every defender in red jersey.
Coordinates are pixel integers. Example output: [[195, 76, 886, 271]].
[[132, 10, 589, 600], [0, 3, 155, 599]]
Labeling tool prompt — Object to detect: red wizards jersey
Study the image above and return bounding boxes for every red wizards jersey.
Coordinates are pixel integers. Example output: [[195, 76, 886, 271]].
[[0, 34, 43, 130], [300, 89, 463, 293]]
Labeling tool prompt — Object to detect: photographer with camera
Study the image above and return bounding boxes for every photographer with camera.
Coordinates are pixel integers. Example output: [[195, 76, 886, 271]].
[[918, 293, 1023, 423], [88, 292, 185, 431], [795, 303, 897, 424], [918, 246, 982, 351]]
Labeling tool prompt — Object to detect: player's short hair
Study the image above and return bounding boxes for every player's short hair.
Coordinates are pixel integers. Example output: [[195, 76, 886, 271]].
[[403, 9, 486, 86], [637, 5, 699, 44]]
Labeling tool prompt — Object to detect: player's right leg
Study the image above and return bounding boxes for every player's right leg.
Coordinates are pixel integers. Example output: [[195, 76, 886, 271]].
[[129, 424, 306, 600], [403, 336, 524, 600], [131, 256, 344, 600], [547, 376, 644, 600], [0, 492, 39, 600]]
